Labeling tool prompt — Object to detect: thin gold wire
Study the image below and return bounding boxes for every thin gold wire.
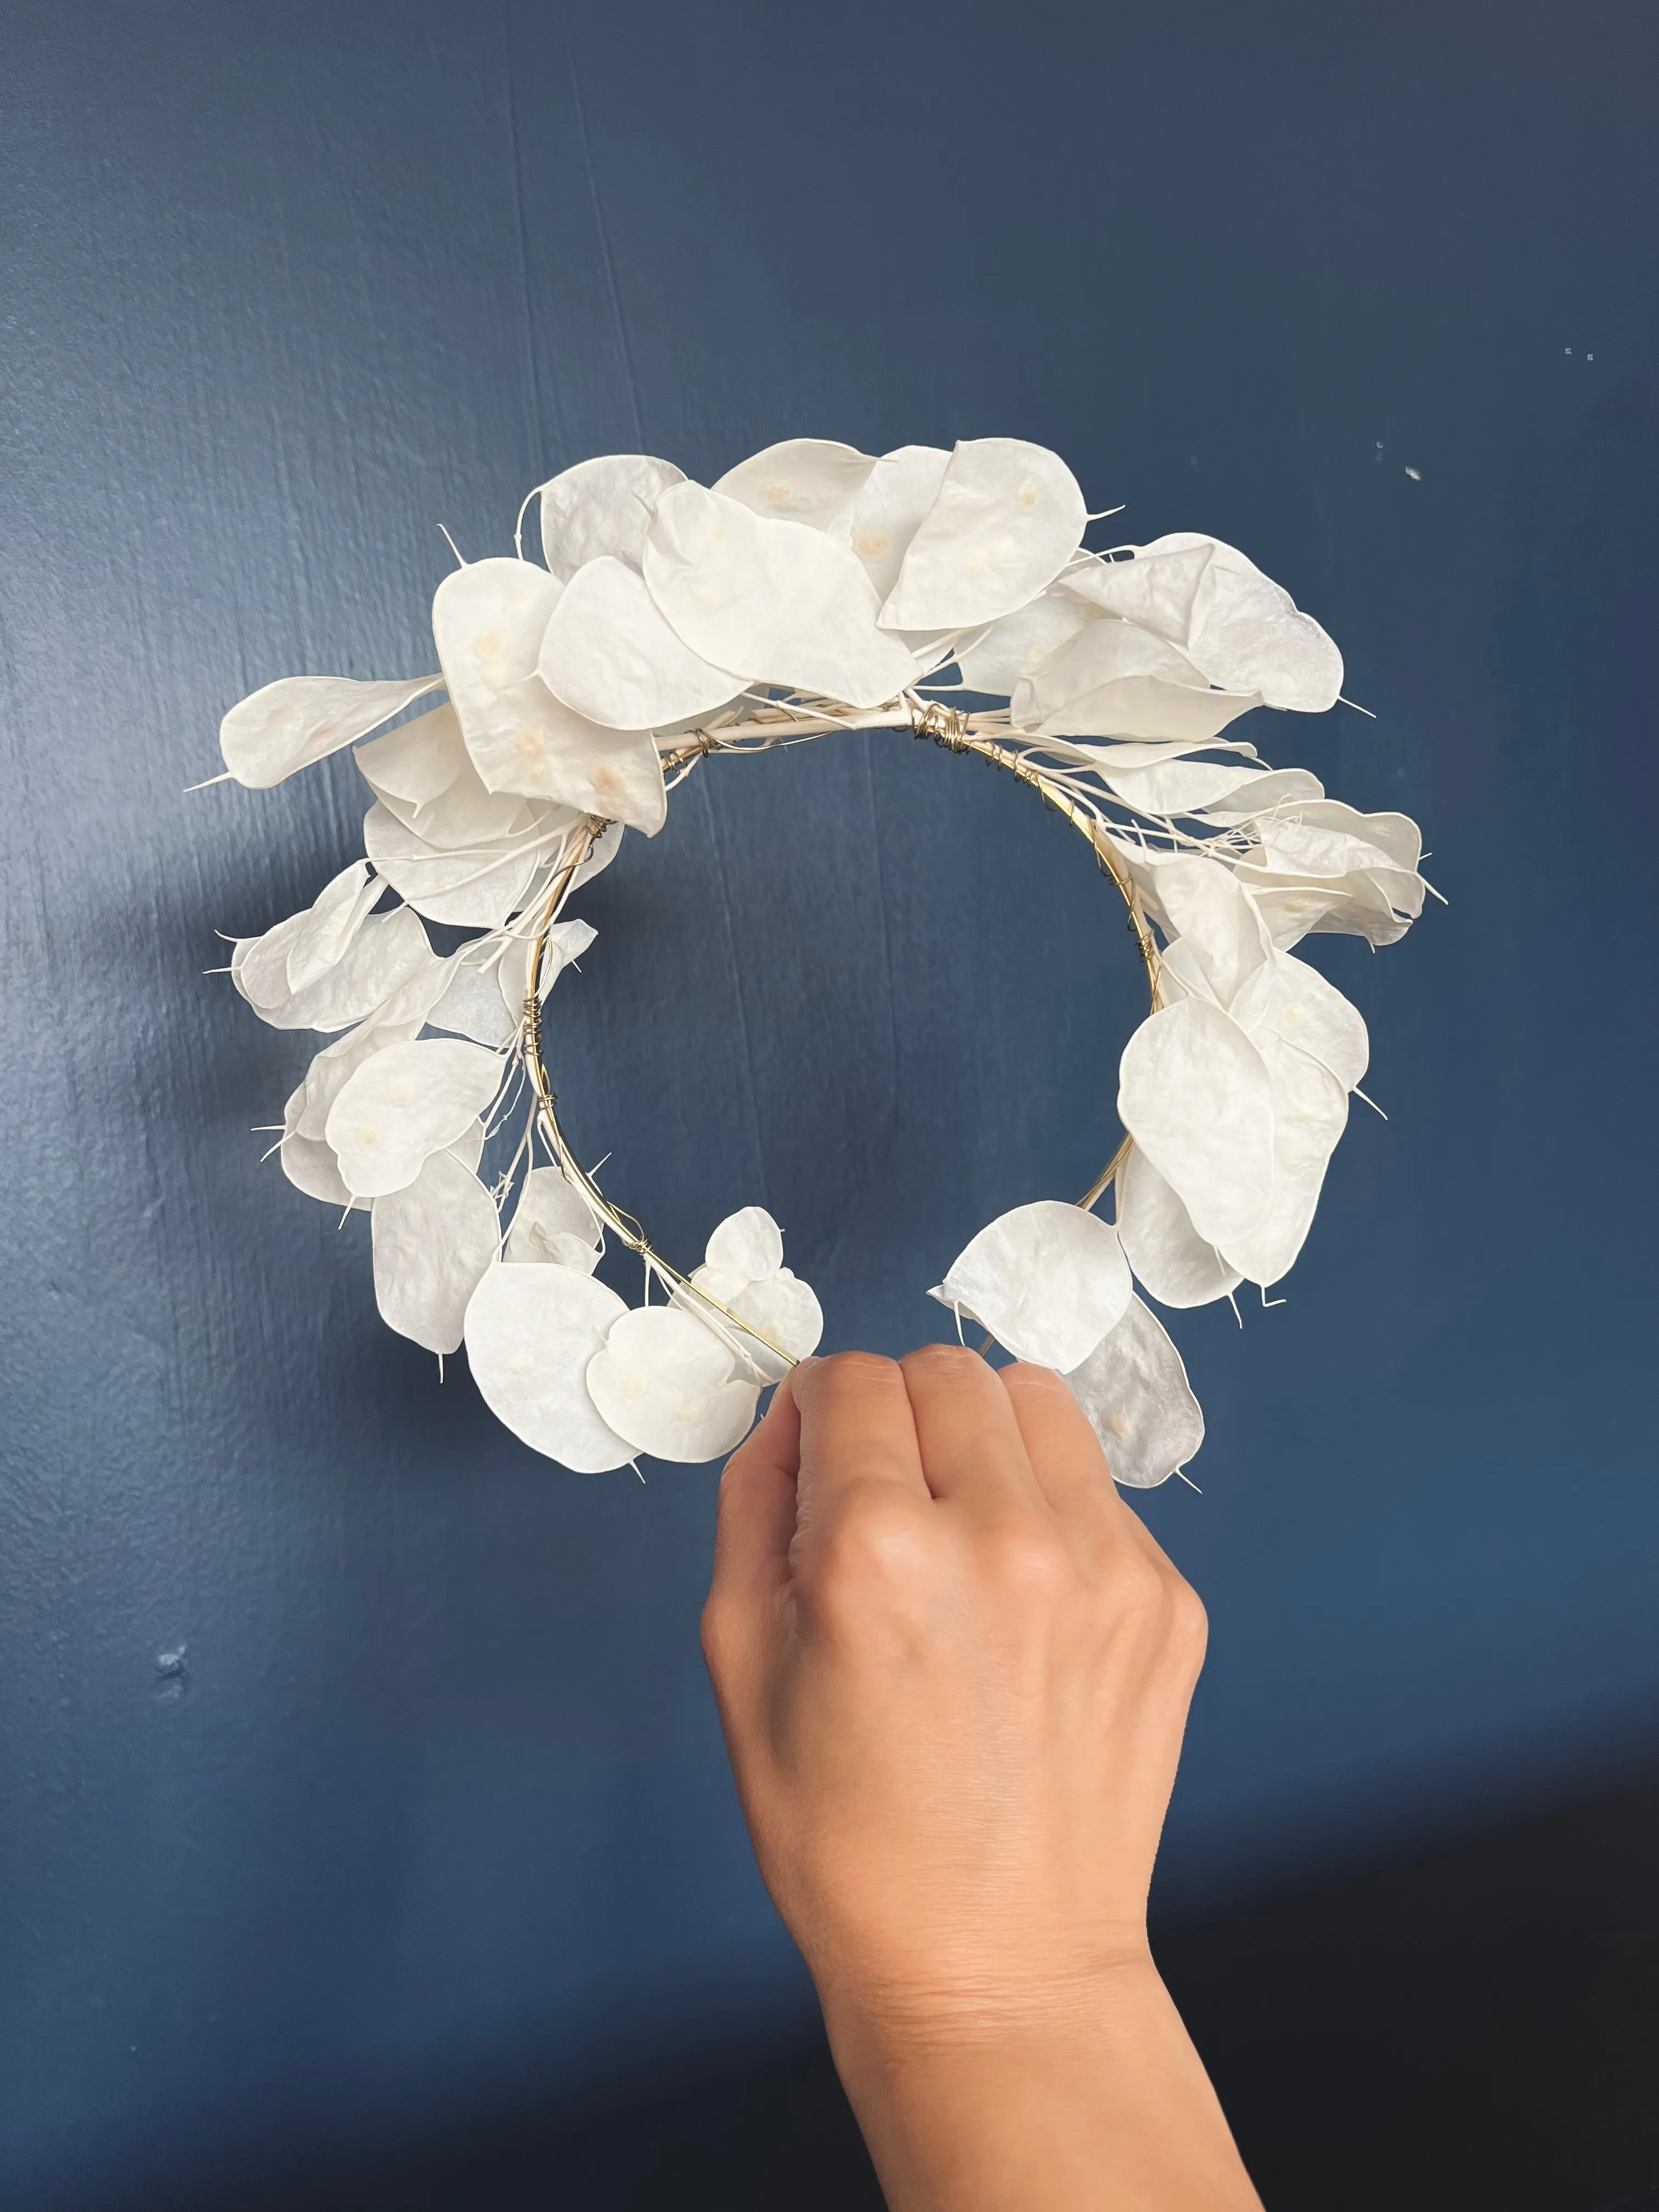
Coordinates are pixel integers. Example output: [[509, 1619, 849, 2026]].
[[519, 693, 1161, 1374]]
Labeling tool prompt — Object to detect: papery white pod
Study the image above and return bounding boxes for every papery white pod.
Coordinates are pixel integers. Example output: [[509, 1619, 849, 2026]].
[[279, 1084, 480, 1210], [1118, 1000, 1275, 1249], [279, 1115, 364, 1209], [1302, 804, 1421, 872], [714, 439, 877, 540], [1243, 809, 1429, 944], [326, 1037, 504, 1198], [1190, 765, 1328, 822], [537, 1233, 600, 1271], [1231, 952, 1369, 1092], [1013, 619, 1262, 744], [496, 917, 596, 1020], [730, 1270, 823, 1383], [1148, 939, 1215, 1007], [684, 1263, 824, 1384], [280, 1134, 356, 1207], [354, 702, 470, 815], [432, 558, 667, 832], [426, 949, 516, 1049], [644, 483, 918, 709], [362, 803, 550, 930], [538, 454, 686, 579], [1059, 543, 1216, 644], [586, 1306, 760, 1464], [537, 557, 740, 731], [1160, 535, 1343, 713], [1084, 829, 1221, 948], [1250, 802, 1421, 882], [233, 906, 435, 1034], [1045, 734, 1261, 776], [295, 1027, 416, 1146], [1241, 884, 1344, 949], [1155, 855, 1274, 1010], [955, 590, 1097, 696], [292, 966, 452, 1142], [928, 1200, 1132, 1372], [705, 1205, 786, 1282], [879, 439, 1087, 632], [464, 1261, 635, 1470], [1242, 868, 1423, 949], [1115, 1148, 1242, 1310], [1070, 531, 1341, 713], [1099, 759, 1323, 818], [1088, 832, 1190, 940], [1063, 1296, 1204, 1489], [221, 674, 442, 789], [677, 1207, 822, 1382], [238, 866, 371, 1011], [1216, 1038, 1348, 1288], [360, 708, 554, 851], [371, 1150, 501, 1355], [283, 862, 384, 995], [505, 1166, 602, 1267], [448, 1119, 486, 1175], [847, 445, 952, 601]]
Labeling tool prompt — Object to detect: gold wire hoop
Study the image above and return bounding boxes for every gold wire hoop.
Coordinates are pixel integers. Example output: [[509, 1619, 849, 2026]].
[[519, 693, 1162, 1373]]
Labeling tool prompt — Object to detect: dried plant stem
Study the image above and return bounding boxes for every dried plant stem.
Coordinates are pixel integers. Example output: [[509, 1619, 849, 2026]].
[[520, 832, 798, 1374], [517, 691, 1162, 1372]]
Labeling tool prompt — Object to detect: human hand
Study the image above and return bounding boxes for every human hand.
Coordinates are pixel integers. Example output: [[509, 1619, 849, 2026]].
[[701, 1347, 1260, 2211]]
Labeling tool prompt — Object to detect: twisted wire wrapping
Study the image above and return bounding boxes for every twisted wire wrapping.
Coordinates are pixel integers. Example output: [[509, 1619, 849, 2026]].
[[517, 691, 1164, 1374]]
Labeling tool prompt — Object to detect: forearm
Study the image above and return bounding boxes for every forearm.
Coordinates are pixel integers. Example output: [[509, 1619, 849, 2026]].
[[821, 1957, 1263, 2212]]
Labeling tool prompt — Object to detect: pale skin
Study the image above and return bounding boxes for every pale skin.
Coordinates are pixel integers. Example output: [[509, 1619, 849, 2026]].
[[702, 1346, 1264, 2212]]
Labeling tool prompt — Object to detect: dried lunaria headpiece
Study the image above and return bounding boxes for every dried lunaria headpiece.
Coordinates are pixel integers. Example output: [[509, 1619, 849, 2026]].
[[210, 437, 1431, 1485]]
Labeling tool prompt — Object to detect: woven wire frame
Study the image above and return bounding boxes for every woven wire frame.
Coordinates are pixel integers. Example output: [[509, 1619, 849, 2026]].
[[516, 695, 1163, 1375]]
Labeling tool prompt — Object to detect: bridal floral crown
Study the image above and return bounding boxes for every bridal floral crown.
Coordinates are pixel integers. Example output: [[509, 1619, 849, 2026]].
[[211, 438, 1429, 1486]]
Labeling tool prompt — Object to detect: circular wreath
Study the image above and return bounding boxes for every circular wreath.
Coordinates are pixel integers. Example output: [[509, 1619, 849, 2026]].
[[211, 438, 1430, 1486]]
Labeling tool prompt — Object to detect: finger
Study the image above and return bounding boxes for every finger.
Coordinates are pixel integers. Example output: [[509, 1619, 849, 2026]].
[[708, 1377, 802, 1610], [997, 1362, 1136, 1530], [898, 1344, 1047, 1511], [792, 1352, 929, 1541]]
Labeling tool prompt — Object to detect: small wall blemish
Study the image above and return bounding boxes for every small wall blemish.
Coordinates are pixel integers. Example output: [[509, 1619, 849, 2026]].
[[153, 1644, 188, 1702]]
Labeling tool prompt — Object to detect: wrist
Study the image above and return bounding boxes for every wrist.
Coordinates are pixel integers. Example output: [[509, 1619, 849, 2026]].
[[814, 1920, 1159, 2035], [817, 1952, 1261, 2212], [814, 1928, 1160, 2061]]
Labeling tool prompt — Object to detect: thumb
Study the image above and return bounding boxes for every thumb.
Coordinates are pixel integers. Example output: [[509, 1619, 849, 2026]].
[[707, 1368, 805, 1620]]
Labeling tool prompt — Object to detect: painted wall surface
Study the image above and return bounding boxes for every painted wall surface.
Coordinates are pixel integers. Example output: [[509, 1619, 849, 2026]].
[[2, 0, 1655, 2198]]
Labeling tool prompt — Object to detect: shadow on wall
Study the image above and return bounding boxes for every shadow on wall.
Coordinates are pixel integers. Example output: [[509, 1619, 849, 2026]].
[[47, 1770, 1659, 2212]]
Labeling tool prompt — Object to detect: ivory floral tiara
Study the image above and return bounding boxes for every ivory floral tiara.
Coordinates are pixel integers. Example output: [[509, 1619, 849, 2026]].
[[211, 438, 1430, 1485]]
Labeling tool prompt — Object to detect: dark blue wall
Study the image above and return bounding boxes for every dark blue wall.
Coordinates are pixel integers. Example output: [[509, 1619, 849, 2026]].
[[3, 1, 1656, 2202]]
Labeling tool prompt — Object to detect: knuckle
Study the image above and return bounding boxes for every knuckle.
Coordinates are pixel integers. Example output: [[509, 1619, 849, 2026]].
[[699, 1589, 740, 1652], [1165, 1573, 1209, 1655], [803, 1350, 902, 1401], [698, 1599, 731, 1673], [807, 1488, 930, 1606], [998, 1360, 1070, 1402], [1113, 1549, 1171, 1622], [900, 1341, 985, 1381], [1108, 1553, 1208, 1660]]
